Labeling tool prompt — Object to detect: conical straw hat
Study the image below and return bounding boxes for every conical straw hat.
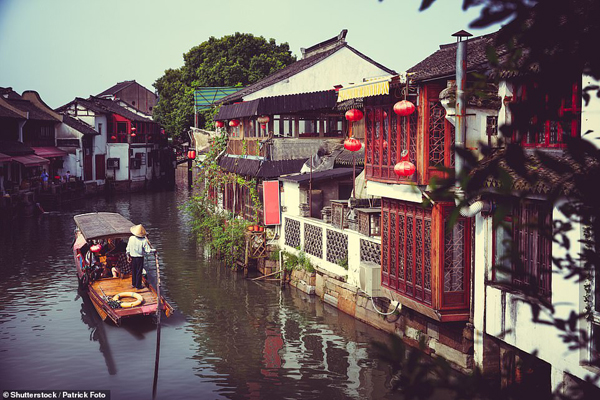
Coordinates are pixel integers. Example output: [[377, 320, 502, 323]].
[[130, 224, 147, 237]]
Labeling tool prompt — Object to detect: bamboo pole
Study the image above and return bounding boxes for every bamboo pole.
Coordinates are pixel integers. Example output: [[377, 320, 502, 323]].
[[147, 238, 161, 400], [251, 269, 282, 281]]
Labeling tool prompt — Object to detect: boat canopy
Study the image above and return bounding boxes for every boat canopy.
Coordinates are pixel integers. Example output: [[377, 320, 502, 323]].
[[74, 212, 134, 241]]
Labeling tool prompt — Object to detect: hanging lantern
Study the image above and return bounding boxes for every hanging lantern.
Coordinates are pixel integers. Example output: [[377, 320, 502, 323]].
[[188, 150, 196, 159], [383, 140, 388, 150], [111, 135, 117, 140], [90, 244, 102, 253], [394, 150, 416, 177], [344, 138, 362, 152], [344, 109, 364, 122], [257, 115, 270, 129], [229, 119, 240, 127], [393, 100, 415, 116], [215, 120, 225, 128]]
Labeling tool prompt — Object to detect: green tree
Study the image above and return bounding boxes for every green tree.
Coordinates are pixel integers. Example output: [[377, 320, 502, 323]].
[[153, 33, 296, 139]]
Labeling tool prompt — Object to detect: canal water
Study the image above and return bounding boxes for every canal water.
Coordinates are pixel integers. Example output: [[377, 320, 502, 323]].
[[0, 184, 401, 399]]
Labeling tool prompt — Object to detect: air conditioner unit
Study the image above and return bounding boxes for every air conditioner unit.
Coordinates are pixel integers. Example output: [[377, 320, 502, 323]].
[[359, 261, 383, 297]]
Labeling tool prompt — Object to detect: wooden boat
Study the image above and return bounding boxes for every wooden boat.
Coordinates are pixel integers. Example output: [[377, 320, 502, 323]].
[[73, 212, 173, 325]]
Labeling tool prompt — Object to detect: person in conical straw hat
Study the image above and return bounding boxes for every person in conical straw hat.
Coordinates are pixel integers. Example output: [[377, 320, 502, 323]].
[[126, 224, 155, 289]]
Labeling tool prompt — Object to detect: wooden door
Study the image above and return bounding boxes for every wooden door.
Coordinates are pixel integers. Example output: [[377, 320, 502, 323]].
[[95, 154, 106, 180]]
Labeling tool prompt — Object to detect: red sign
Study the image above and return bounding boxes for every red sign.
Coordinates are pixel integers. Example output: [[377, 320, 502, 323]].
[[262, 180, 281, 225]]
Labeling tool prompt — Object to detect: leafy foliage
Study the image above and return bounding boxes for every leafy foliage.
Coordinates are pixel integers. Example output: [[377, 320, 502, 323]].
[[153, 33, 296, 139], [281, 249, 315, 273], [376, 0, 600, 397]]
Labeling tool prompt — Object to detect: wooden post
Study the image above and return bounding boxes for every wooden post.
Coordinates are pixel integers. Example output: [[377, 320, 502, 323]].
[[244, 238, 249, 278]]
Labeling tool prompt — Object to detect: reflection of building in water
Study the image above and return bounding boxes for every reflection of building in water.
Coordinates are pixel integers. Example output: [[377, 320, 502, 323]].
[[183, 260, 398, 399]]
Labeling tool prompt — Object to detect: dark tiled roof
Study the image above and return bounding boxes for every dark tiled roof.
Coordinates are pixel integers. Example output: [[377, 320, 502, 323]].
[[0, 87, 22, 99], [62, 115, 99, 136], [279, 167, 356, 184], [0, 103, 24, 119], [218, 155, 307, 179], [5, 99, 59, 122], [257, 158, 306, 178], [408, 31, 503, 82], [216, 99, 261, 120], [473, 147, 598, 196], [97, 80, 136, 97], [90, 96, 153, 122], [57, 97, 153, 123], [335, 147, 365, 167], [215, 90, 338, 120], [219, 43, 396, 104], [218, 156, 261, 177], [0, 141, 35, 156]]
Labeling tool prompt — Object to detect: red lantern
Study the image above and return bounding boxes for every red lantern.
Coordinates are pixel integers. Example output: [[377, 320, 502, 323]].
[[229, 119, 240, 127], [131, 132, 136, 137], [111, 135, 117, 140], [344, 109, 364, 122], [393, 100, 415, 116], [215, 120, 224, 128], [383, 140, 388, 150], [257, 115, 270, 129], [188, 150, 196, 159], [344, 138, 362, 152], [394, 150, 416, 177], [90, 244, 102, 253]]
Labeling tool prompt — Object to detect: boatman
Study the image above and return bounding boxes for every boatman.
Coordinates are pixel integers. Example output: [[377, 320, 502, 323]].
[[126, 224, 155, 289]]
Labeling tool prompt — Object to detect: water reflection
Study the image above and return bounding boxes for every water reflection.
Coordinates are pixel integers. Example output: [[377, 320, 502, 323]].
[[77, 291, 117, 375], [0, 182, 400, 399]]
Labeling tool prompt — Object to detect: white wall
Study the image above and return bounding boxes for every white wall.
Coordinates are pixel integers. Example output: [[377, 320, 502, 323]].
[[582, 75, 600, 147], [245, 47, 394, 100], [106, 143, 129, 181], [475, 202, 598, 388]]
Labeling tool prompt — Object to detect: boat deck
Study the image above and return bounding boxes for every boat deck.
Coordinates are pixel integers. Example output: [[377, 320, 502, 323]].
[[93, 277, 158, 306], [89, 276, 167, 322]]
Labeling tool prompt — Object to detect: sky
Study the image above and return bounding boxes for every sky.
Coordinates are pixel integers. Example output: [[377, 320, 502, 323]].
[[0, 0, 501, 109]]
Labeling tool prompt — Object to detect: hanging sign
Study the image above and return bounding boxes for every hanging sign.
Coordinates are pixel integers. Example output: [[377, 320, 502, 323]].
[[262, 180, 281, 226]]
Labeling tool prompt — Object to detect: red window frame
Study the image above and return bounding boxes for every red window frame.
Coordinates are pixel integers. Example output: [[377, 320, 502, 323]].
[[513, 82, 581, 148], [381, 199, 471, 317], [365, 105, 418, 183]]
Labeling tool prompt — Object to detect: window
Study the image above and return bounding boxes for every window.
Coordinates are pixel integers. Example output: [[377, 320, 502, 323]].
[[381, 199, 471, 319], [428, 101, 454, 168], [514, 82, 581, 148], [40, 126, 52, 138], [98, 123, 103, 135], [493, 201, 552, 297], [116, 122, 127, 134], [365, 105, 418, 182]]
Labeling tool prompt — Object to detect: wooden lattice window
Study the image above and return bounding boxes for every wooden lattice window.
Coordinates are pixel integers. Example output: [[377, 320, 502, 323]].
[[428, 101, 454, 170], [493, 201, 552, 298], [381, 199, 471, 320], [382, 200, 433, 305], [513, 81, 581, 148], [365, 105, 418, 183]]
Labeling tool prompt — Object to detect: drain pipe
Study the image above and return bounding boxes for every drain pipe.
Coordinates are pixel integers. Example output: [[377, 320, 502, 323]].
[[452, 30, 471, 192], [451, 30, 491, 218]]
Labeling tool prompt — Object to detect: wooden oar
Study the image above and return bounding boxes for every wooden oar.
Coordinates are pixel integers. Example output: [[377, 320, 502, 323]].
[[146, 237, 162, 400]]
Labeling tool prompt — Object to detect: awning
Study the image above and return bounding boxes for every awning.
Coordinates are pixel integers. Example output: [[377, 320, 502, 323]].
[[0, 152, 12, 163], [32, 147, 68, 158], [279, 167, 358, 184], [215, 99, 261, 120], [336, 75, 406, 102], [12, 154, 50, 167]]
